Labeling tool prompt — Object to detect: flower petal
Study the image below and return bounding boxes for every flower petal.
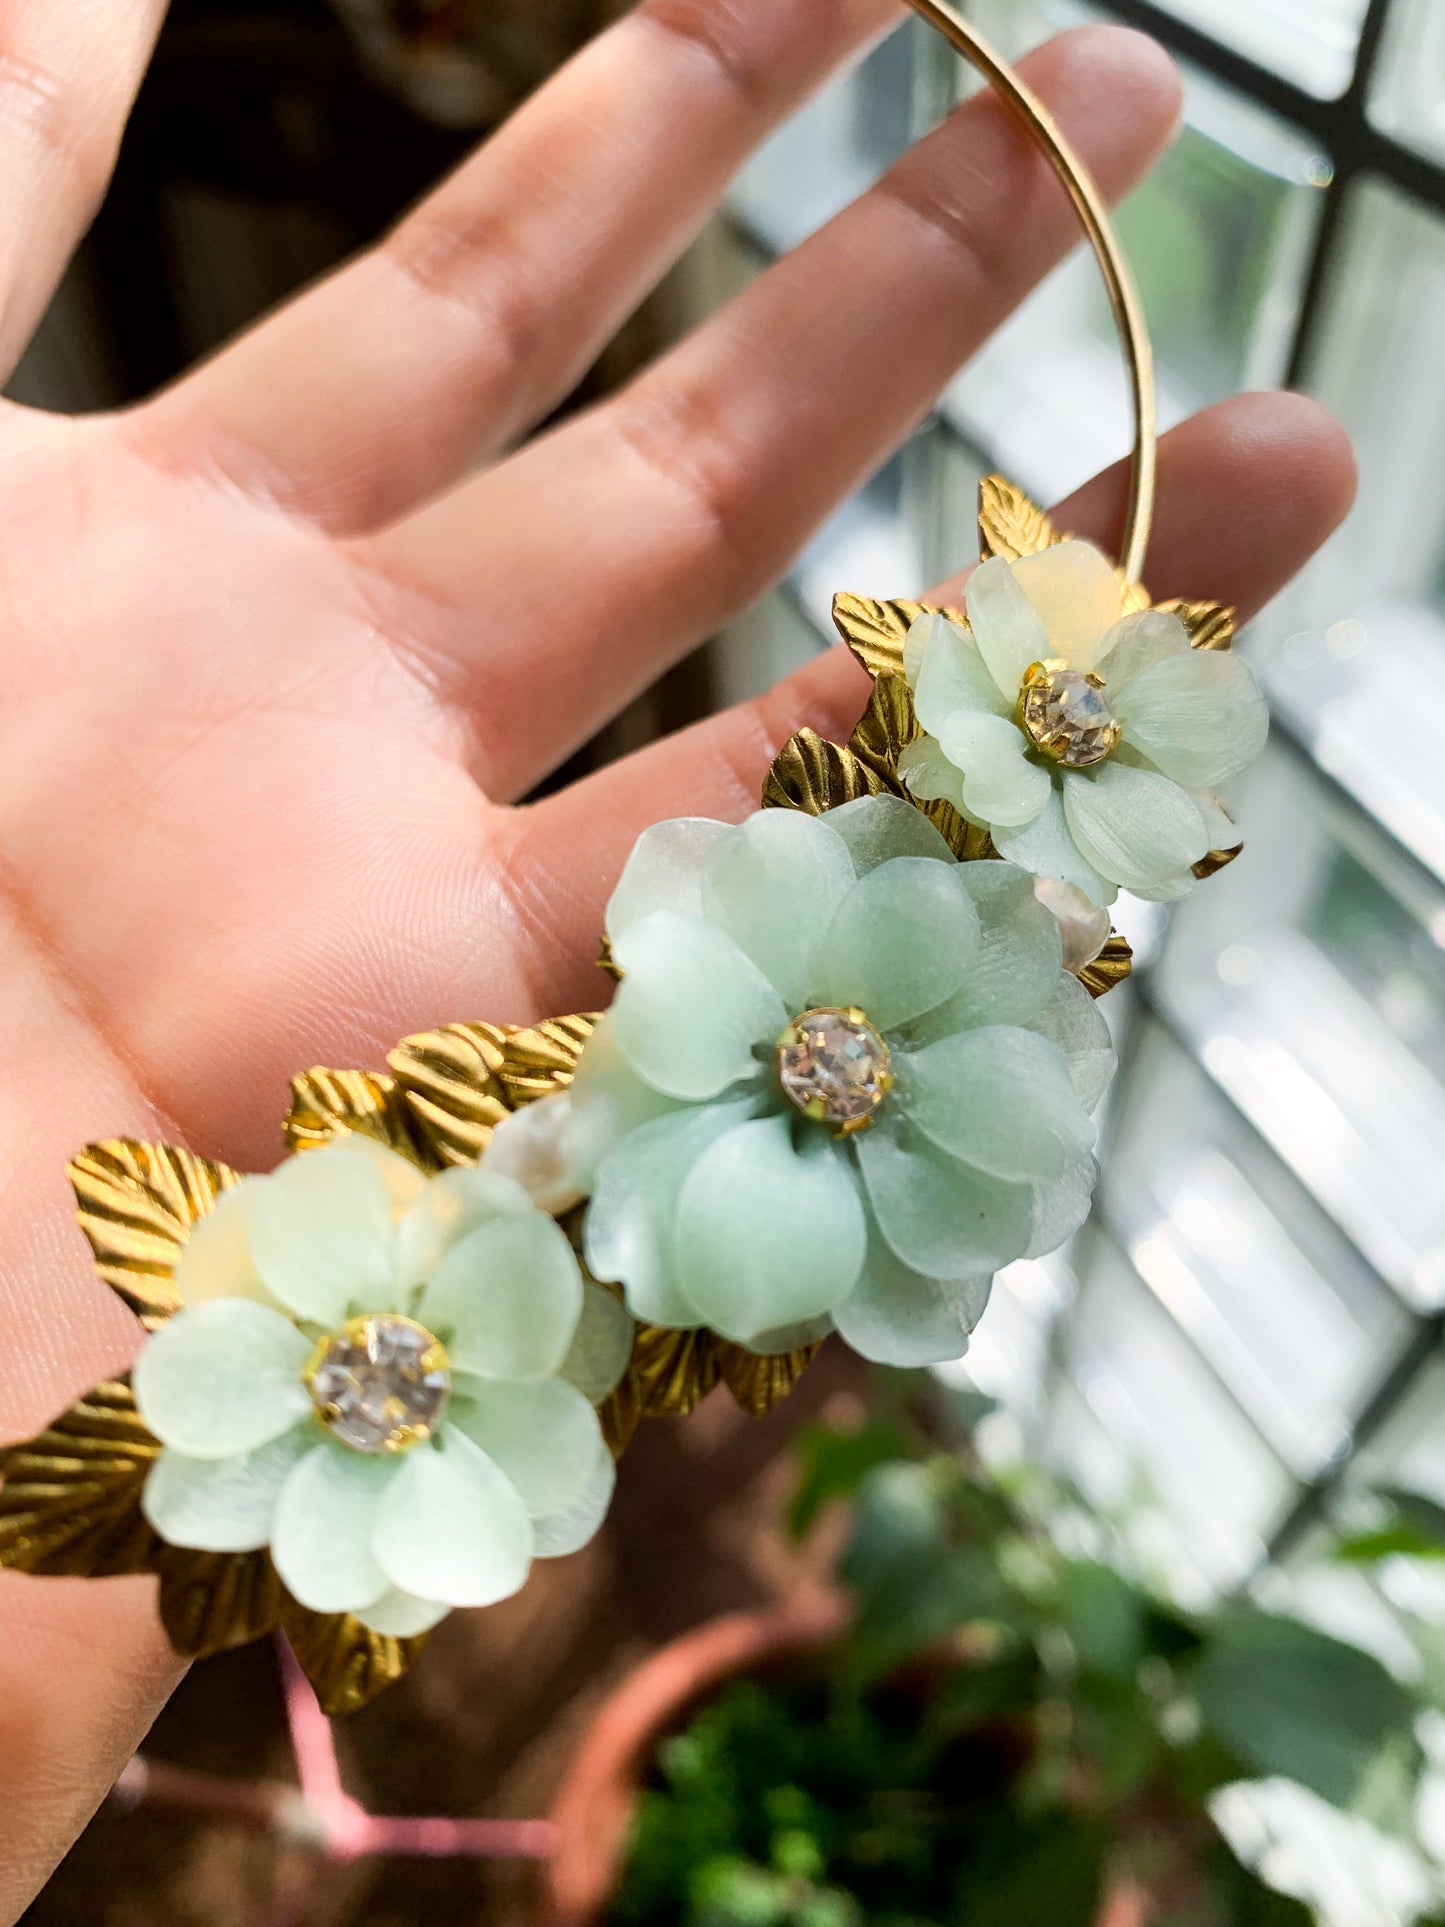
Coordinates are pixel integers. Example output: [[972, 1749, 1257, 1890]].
[[534, 1436, 616, 1560], [355, 1589, 452, 1637], [993, 786, 1114, 908], [897, 736, 969, 813], [174, 1182, 277, 1313], [674, 1115, 867, 1344], [418, 1209, 583, 1381], [373, 1428, 533, 1609], [815, 857, 980, 1033], [248, 1141, 413, 1327], [271, 1442, 392, 1614], [901, 1026, 1096, 1182], [142, 1427, 312, 1552], [832, 1227, 992, 1367], [857, 1116, 1033, 1277], [823, 793, 958, 871], [606, 816, 732, 936], [1011, 541, 1125, 669], [1113, 647, 1269, 788], [1026, 1156, 1100, 1259], [1063, 761, 1210, 891], [1033, 876, 1113, 974], [448, 1378, 603, 1519], [910, 862, 1064, 1040], [1093, 608, 1189, 687], [564, 1016, 684, 1190], [965, 558, 1051, 699], [585, 1097, 757, 1326], [396, 1165, 534, 1294], [701, 809, 856, 1011], [133, 1300, 314, 1459], [558, 1282, 635, 1403], [610, 910, 785, 1102], [1030, 972, 1117, 1112], [936, 711, 1052, 829], [910, 610, 1012, 726]]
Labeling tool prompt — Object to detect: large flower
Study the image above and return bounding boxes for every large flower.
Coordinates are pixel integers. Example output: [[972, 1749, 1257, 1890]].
[[132, 1139, 631, 1636], [485, 795, 1114, 1369], [898, 540, 1268, 907]]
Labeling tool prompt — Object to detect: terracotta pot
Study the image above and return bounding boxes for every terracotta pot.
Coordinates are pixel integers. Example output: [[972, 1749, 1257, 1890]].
[[542, 1598, 1148, 1927]]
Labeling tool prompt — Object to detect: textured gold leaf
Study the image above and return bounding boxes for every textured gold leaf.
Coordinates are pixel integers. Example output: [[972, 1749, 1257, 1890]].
[[1161, 598, 1236, 651], [0, 1379, 162, 1577], [69, 1141, 239, 1328], [1079, 932, 1134, 1000], [763, 727, 890, 817], [1193, 842, 1243, 881], [498, 1015, 599, 1109], [282, 1598, 431, 1717], [847, 677, 993, 863], [630, 1326, 722, 1417], [978, 473, 1062, 564], [830, 592, 943, 682], [158, 1548, 286, 1660], [284, 1067, 419, 1161], [597, 1376, 641, 1458], [714, 1341, 825, 1420], [388, 1021, 511, 1167]]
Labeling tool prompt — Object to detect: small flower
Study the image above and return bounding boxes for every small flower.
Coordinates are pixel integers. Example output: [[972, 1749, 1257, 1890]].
[[132, 1139, 631, 1636], [487, 796, 1115, 1369], [898, 541, 1268, 907]]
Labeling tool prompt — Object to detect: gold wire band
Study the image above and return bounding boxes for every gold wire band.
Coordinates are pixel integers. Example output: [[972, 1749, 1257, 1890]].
[[900, 0, 1158, 585]]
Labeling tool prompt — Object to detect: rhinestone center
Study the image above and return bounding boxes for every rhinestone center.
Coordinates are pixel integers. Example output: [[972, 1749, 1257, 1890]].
[[1020, 660, 1120, 768], [776, 1006, 892, 1135], [306, 1313, 451, 1455]]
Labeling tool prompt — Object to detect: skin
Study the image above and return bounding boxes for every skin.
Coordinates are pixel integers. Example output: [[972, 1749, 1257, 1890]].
[[0, 0, 1356, 1913]]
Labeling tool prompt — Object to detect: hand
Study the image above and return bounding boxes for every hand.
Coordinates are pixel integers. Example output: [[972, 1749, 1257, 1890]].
[[0, 0, 1353, 1911]]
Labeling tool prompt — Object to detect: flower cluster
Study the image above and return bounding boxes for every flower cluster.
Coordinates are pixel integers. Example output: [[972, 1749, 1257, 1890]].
[[898, 540, 1268, 906]]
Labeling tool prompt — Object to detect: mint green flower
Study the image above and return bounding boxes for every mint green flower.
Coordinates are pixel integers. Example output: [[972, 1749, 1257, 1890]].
[[489, 797, 1114, 1368]]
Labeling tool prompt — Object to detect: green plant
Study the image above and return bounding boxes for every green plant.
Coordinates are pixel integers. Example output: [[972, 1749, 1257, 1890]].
[[612, 1408, 1438, 1926]]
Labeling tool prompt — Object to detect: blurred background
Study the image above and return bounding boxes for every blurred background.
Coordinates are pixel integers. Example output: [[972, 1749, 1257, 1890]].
[[14, 0, 1445, 1921]]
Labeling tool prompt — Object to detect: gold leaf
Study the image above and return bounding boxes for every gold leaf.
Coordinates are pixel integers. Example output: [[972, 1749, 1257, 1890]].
[[284, 1067, 419, 1161], [1161, 598, 1236, 651], [1079, 932, 1134, 1000], [1193, 842, 1243, 882], [498, 1015, 599, 1109], [597, 1376, 641, 1459], [282, 1599, 431, 1717], [831, 593, 960, 682], [0, 1379, 162, 1577], [388, 1022, 511, 1167], [630, 1326, 722, 1417], [69, 1141, 239, 1328], [158, 1548, 286, 1660], [714, 1341, 825, 1420], [846, 677, 993, 863], [978, 473, 1061, 564], [763, 727, 889, 817]]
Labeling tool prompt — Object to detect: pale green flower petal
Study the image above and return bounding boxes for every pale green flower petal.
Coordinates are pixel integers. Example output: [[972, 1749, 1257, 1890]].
[[585, 1098, 759, 1326], [418, 1210, 583, 1381], [534, 1437, 616, 1560], [142, 1428, 312, 1552], [910, 862, 1063, 1038], [1192, 788, 1239, 851], [1026, 1155, 1100, 1259], [857, 1117, 1034, 1277], [747, 1314, 834, 1354], [248, 1141, 413, 1327], [559, 1282, 634, 1403], [479, 1096, 587, 1215], [271, 1443, 392, 1614], [606, 817, 731, 936], [832, 1227, 991, 1368], [823, 793, 957, 871], [1129, 871, 1198, 903], [966, 557, 1051, 700], [565, 1017, 683, 1191], [675, 1116, 866, 1344], [1063, 760, 1210, 891], [901, 1025, 1096, 1182], [911, 610, 1012, 726], [396, 1165, 533, 1295], [993, 786, 1114, 907], [1093, 608, 1190, 687], [610, 910, 784, 1102], [134, 1300, 314, 1459], [174, 1182, 272, 1310], [373, 1428, 533, 1609], [936, 710, 1052, 829], [897, 736, 969, 813], [1114, 647, 1269, 789], [701, 808, 855, 1010], [1031, 971, 1116, 1111], [448, 1377, 602, 1519], [1033, 876, 1113, 974], [354, 1589, 451, 1637], [1012, 540, 1125, 669], [815, 858, 980, 1032]]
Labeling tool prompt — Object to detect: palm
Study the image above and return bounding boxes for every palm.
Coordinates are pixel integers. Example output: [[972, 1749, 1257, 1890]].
[[0, 0, 1354, 1914]]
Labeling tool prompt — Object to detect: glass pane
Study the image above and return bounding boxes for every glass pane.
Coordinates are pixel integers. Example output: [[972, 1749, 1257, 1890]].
[[1348, 1362, 1445, 1625], [1102, 1024, 1411, 1475], [1157, 750, 1445, 1310], [1142, 0, 1367, 99], [1370, 0, 1445, 168]]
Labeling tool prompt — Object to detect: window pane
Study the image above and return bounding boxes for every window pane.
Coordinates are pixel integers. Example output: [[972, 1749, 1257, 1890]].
[[1370, 0, 1445, 167], [1139, 0, 1367, 99]]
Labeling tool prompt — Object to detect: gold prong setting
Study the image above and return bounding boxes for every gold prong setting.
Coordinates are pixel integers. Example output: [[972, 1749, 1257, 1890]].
[[775, 1006, 893, 1137], [1019, 658, 1121, 768], [304, 1312, 452, 1455]]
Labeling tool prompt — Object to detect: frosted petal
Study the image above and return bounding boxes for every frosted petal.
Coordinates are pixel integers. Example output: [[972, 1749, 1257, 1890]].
[[910, 610, 1012, 726], [610, 911, 784, 1101], [936, 711, 1051, 829], [993, 785, 1114, 908], [373, 1428, 533, 1609], [910, 862, 1063, 1040], [814, 858, 980, 1032], [271, 1443, 392, 1615], [1114, 648, 1269, 789], [133, 1300, 313, 1459], [418, 1209, 583, 1381], [1026, 1156, 1100, 1259], [902, 1026, 1096, 1182], [1011, 541, 1124, 669], [832, 1229, 992, 1367], [1030, 971, 1117, 1112], [355, 1590, 451, 1637], [1063, 761, 1209, 891], [823, 793, 957, 871], [965, 558, 1051, 700], [1093, 608, 1189, 687], [534, 1437, 616, 1560], [606, 816, 731, 936], [702, 809, 856, 1010], [559, 1282, 635, 1403], [449, 1377, 603, 1519], [143, 1428, 311, 1553], [173, 1182, 272, 1310], [248, 1141, 411, 1327], [858, 1117, 1033, 1277], [396, 1166, 533, 1295]]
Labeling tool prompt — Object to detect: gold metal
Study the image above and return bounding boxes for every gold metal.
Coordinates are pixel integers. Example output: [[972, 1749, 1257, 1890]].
[[902, 1, 1157, 584], [303, 1313, 452, 1454], [70, 1139, 240, 1329], [776, 1007, 894, 1136], [1018, 659, 1122, 767]]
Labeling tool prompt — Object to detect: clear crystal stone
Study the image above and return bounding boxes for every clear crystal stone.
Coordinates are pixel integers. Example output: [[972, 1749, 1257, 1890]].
[[777, 1007, 892, 1133], [1021, 662, 1120, 768], [308, 1314, 451, 1454]]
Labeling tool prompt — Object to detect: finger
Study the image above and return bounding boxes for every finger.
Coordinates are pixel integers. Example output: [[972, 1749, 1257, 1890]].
[[136, 0, 900, 534], [363, 25, 1184, 802], [499, 392, 1356, 1015], [0, 0, 168, 384]]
